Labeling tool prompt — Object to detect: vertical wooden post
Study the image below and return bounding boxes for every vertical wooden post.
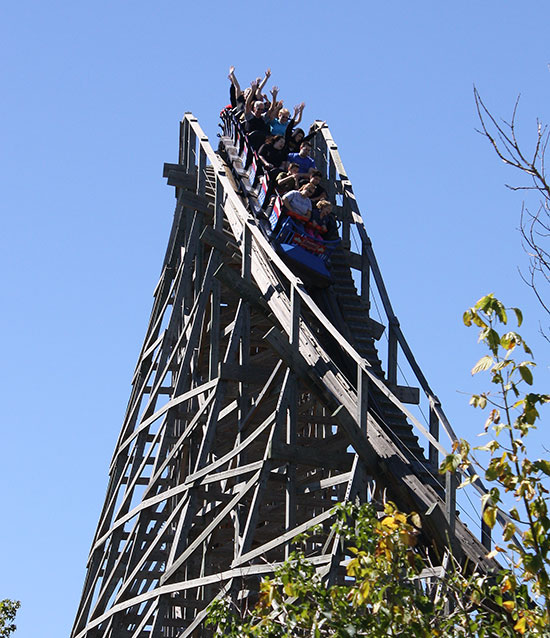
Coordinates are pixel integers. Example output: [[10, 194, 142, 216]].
[[445, 471, 457, 550], [429, 397, 440, 468], [208, 176, 224, 380], [360, 244, 371, 312], [179, 118, 188, 168], [187, 127, 197, 176], [357, 365, 368, 436], [239, 225, 251, 432], [179, 113, 190, 173], [387, 318, 399, 386], [313, 127, 328, 179], [198, 147, 207, 196], [214, 174, 224, 231], [341, 184, 351, 247], [327, 150, 337, 204], [285, 286, 300, 557]]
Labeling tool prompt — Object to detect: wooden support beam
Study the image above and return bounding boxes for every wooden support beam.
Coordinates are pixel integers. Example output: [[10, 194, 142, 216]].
[[269, 441, 352, 471], [387, 383, 420, 405], [166, 169, 197, 190], [429, 397, 440, 468]]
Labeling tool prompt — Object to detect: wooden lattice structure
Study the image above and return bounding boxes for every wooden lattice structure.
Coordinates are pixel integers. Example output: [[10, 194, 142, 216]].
[[71, 113, 498, 638]]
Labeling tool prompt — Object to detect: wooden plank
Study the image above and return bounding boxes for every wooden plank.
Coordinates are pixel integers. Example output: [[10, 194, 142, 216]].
[[298, 471, 352, 494], [388, 383, 420, 405], [178, 190, 213, 216], [220, 362, 274, 384], [269, 441, 352, 471], [232, 507, 337, 568], [165, 168, 196, 189], [200, 225, 239, 256], [161, 470, 262, 583], [73, 557, 333, 638]]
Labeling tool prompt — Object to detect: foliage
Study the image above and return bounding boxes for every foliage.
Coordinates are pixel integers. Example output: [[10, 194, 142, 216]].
[[442, 293, 550, 633], [0, 600, 20, 638], [208, 294, 550, 637], [207, 502, 524, 637]]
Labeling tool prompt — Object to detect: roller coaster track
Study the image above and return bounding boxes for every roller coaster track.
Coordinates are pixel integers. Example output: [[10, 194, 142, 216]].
[[71, 113, 503, 638]]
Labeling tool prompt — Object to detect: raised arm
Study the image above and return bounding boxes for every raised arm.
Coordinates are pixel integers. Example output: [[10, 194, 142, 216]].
[[293, 102, 305, 126], [266, 86, 279, 120], [244, 79, 259, 115], [228, 65, 242, 98], [258, 68, 271, 93]]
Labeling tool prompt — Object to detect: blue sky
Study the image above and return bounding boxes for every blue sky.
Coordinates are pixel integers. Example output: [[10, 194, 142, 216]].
[[2, 2, 550, 635]]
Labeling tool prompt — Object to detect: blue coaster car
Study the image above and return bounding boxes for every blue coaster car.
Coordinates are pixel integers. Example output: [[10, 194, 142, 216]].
[[269, 198, 340, 288]]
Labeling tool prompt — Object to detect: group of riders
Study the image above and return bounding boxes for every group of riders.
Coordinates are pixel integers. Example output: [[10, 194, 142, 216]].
[[223, 67, 339, 244]]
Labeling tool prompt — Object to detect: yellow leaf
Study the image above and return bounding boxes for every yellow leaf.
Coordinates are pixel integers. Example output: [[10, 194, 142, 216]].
[[501, 576, 515, 593], [472, 355, 493, 375], [483, 505, 497, 529], [514, 616, 527, 634], [394, 512, 407, 524], [502, 600, 515, 612], [381, 516, 399, 530], [400, 531, 417, 548]]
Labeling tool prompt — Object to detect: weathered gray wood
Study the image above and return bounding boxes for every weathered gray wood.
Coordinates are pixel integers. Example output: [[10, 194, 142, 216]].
[[73, 113, 502, 638], [166, 169, 197, 189], [445, 471, 457, 550], [162, 162, 182, 178], [429, 397, 440, 468], [270, 441, 352, 470], [388, 383, 420, 405], [388, 318, 398, 386]]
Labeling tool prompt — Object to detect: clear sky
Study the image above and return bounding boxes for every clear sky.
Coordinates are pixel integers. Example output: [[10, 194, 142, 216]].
[[2, 2, 550, 636]]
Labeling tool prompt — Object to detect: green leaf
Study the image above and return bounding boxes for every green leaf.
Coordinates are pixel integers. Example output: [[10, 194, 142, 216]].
[[495, 303, 508, 325], [471, 355, 493, 375], [486, 328, 500, 350], [503, 522, 517, 541], [475, 440, 500, 453], [513, 307, 523, 327], [463, 310, 473, 327], [483, 505, 497, 529], [534, 459, 550, 476], [472, 314, 488, 328], [439, 454, 461, 474], [458, 473, 479, 488], [518, 365, 533, 385], [475, 294, 494, 312], [509, 507, 520, 521], [500, 332, 518, 350]]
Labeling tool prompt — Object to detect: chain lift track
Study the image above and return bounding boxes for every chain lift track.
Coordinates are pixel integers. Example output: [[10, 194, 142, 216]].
[[71, 113, 504, 638]]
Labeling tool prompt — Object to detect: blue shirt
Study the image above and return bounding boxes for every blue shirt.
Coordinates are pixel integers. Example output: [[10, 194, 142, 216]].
[[268, 118, 289, 136], [287, 152, 315, 174]]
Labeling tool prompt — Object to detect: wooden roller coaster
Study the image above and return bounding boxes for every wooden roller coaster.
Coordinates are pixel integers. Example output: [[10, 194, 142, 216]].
[[71, 111, 504, 638]]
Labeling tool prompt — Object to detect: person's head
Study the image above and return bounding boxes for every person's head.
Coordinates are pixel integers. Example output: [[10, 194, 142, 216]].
[[299, 183, 316, 198], [299, 142, 312, 157], [292, 128, 305, 144], [253, 100, 265, 117], [309, 170, 323, 185], [288, 162, 300, 174], [316, 200, 332, 217], [272, 135, 285, 150], [279, 108, 291, 123]]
